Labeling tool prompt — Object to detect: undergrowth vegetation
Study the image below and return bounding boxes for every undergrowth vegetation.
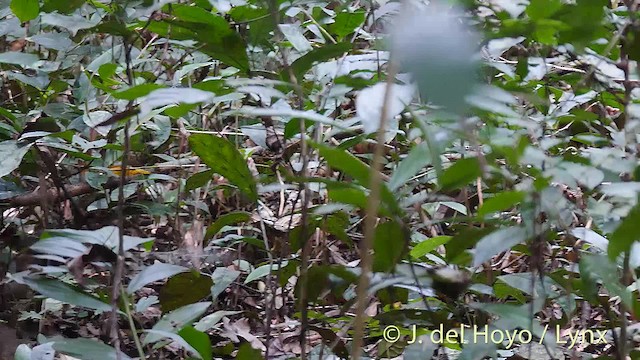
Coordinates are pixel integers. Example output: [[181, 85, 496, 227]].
[[0, 0, 639, 359]]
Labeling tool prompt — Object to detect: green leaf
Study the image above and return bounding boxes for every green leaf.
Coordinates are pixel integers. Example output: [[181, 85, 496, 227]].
[[581, 254, 633, 308], [236, 343, 264, 360], [194, 310, 241, 332], [39, 226, 152, 253], [327, 186, 369, 211], [179, 326, 213, 360], [210, 268, 240, 300], [244, 261, 288, 284], [159, 271, 214, 312], [186, 169, 215, 191], [189, 134, 257, 201], [40, 13, 100, 36], [471, 302, 549, 344], [473, 227, 529, 266], [289, 42, 353, 81], [608, 203, 640, 261], [373, 221, 408, 272], [228, 6, 273, 47], [22, 277, 112, 312], [439, 157, 481, 190], [316, 144, 370, 185], [388, 143, 431, 191], [331, 11, 365, 38], [204, 211, 251, 241], [51, 338, 131, 360], [0, 52, 40, 68], [163, 6, 250, 72], [127, 262, 190, 294], [10, 0, 40, 22], [0, 140, 33, 178], [112, 84, 165, 100], [477, 191, 525, 217], [42, 0, 86, 14], [30, 32, 74, 51], [410, 236, 452, 259], [145, 330, 201, 357], [143, 302, 212, 345], [526, 0, 563, 20]]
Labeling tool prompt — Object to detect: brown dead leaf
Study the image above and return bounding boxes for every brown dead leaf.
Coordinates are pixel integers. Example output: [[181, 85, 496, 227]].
[[220, 318, 266, 351]]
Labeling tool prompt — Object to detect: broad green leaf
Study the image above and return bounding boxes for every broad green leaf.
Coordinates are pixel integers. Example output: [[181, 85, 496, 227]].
[[145, 330, 201, 357], [11, 0, 40, 23], [40, 13, 100, 36], [210, 268, 241, 300], [331, 11, 365, 39], [41, 0, 86, 14], [0, 140, 33, 178], [159, 5, 250, 72], [0, 52, 40, 68], [204, 211, 251, 241], [143, 302, 212, 345], [51, 338, 131, 360], [473, 227, 529, 266], [495, 273, 558, 297], [580, 253, 633, 308], [389, 143, 431, 191], [289, 42, 353, 81], [327, 186, 369, 211], [244, 261, 288, 284], [477, 191, 525, 217], [373, 220, 408, 272], [22, 278, 112, 312], [526, 0, 563, 20], [179, 326, 213, 360], [410, 236, 451, 259], [608, 203, 640, 261], [194, 310, 242, 332], [127, 262, 190, 294], [189, 134, 257, 201], [40, 227, 152, 253], [470, 302, 552, 347], [112, 84, 165, 100], [30, 33, 74, 51], [316, 144, 370, 185], [439, 157, 481, 190], [186, 169, 215, 191], [159, 271, 214, 312], [228, 6, 272, 47], [236, 343, 264, 360]]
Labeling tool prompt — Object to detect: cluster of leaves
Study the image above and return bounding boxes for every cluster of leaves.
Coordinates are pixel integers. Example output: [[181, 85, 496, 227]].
[[0, 0, 640, 359]]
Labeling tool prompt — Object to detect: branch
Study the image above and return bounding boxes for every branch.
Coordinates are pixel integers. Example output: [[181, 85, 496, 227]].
[[0, 178, 121, 207]]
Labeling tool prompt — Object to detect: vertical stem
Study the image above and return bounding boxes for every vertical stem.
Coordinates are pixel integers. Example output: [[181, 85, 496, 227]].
[[110, 37, 135, 359], [351, 60, 399, 359]]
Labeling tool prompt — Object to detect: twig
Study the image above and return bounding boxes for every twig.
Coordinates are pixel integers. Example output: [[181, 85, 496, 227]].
[[110, 37, 135, 359], [0, 178, 121, 207], [351, 59, 399, 360], [121, 286, 146, 359]]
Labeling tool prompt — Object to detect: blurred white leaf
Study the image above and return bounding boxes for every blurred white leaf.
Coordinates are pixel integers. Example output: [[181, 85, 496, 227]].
[[31, 342, 55, 360], [279, 24, 313, 53], [140, 88, 215, 116], [356, 82, 415, 135]]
